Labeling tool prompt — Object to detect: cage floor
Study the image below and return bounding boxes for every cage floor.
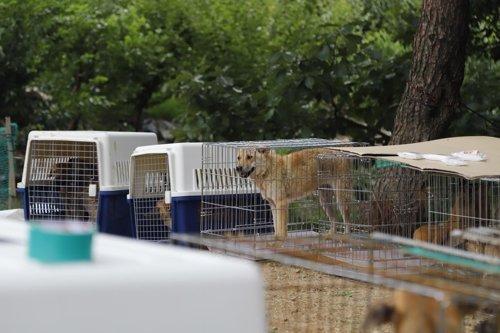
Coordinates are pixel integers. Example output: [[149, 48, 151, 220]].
[[210, 231, 435, 274]]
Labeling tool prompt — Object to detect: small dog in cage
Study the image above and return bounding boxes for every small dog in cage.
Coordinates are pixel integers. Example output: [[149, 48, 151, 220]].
[[50, 157, 99, 221], [363, 289, 478, 333], [235, 147, 351, 240], [156, 199, 172, 229]]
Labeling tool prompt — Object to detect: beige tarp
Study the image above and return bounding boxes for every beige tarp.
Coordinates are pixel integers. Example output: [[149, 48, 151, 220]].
[[331, 136, 500, 179]]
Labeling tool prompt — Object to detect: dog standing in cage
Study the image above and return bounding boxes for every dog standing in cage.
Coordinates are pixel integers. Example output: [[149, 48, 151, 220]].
[[50, 157, 99, 222], [235, 147, 351, 240]]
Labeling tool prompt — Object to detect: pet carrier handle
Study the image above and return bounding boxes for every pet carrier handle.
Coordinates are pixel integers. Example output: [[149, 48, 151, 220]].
[[28, 223, 94, 264]]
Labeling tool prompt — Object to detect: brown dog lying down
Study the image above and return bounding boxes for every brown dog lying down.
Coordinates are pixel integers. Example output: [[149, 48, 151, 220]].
[[235, 147, 351, 240], [363, 290, 478, 333], [413, 190, 499, 256]]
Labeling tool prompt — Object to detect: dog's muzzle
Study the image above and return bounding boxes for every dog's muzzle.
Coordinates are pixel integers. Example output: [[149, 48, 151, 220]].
[[235, 166, 255, 178]]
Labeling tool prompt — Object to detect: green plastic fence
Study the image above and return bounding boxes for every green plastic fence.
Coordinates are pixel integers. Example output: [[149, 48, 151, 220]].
[[0, 122, 18, 209]]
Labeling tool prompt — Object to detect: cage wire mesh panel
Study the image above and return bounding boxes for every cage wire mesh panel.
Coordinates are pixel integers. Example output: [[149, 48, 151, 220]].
[[172, 233, 499, 333], [317, 153, 428, 238], [26, 140, 99, 223], [131, 153, 171, 241], [0, 122, 17, 210], [427, 175, 500, 249], [200, 139, 363, 242]]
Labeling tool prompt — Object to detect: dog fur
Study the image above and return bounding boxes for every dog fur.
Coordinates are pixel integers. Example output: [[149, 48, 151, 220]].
[[235, 147, 351, 240], [49, 157, 98, 221], [156, 199, 172, 229], [362, 290, 477, 333], [412, 199, 461, 245]]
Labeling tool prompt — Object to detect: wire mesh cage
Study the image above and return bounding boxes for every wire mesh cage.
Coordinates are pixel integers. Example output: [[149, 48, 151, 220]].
[[26, 140, 99, 223], [173, 233, 500, 333], [129, 143, 204, 241], [130, 153, 171, 241], [317, 152, 428, 240], [200, 139, 364, 242], [424, 175, 500, 249]]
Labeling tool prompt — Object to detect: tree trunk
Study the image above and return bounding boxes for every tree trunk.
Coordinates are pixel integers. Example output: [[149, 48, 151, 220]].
[[390, 0, 469, 145], [133, 76, 161, 131]]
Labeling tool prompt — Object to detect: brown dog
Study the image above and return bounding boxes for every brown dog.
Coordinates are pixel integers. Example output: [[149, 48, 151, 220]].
[[363, 289, 477, 333], [49, 157, 99, 222], [156, 199, 172, 229], [235, 147, 351, 240]]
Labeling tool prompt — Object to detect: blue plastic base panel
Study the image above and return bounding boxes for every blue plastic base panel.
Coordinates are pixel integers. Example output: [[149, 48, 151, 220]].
[[17, 187, 29, 221], [21, 187, 133, 238], [97, 190, 134, 237], [171, 195, 202, 234]]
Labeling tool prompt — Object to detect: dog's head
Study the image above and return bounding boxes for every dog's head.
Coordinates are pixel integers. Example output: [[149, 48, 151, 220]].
[[235, 147, 273, 178]]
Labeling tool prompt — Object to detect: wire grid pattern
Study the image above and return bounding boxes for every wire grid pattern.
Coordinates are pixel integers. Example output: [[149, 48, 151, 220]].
[[317, 153, 428, 239], [27, 140, 99, 223], [262, 261, 391, 333], [131, 153, 171, 241], [0, 122, 17, 210], [206, 138, 359, 149], [174, 233, 499, 333], [200, 139, 362, 242], [428, 175, 500, 248]]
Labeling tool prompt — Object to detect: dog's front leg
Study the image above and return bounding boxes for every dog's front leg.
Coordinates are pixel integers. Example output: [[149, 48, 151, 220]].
[[318, 185, 339, 234], [334, 178, 352, 234], [274, 201, 288, 240]]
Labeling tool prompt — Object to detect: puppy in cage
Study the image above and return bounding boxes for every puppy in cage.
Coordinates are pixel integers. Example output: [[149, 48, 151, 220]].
[[49, 157, 99, 222], [235, 147, 351, 240]]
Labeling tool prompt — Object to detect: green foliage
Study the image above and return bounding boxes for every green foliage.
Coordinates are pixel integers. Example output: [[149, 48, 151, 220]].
[[0, 0, 498, 144]]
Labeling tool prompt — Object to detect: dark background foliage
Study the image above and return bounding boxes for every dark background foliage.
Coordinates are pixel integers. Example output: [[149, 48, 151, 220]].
[[1, 0, 498, 147]]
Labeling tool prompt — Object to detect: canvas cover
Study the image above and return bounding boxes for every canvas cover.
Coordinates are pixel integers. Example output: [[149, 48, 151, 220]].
[[331, 136, 500, 179]]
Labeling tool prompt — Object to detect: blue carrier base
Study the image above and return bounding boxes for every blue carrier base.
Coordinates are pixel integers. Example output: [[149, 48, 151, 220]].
[[97, 190, 134, 237], [19, 187, 133, 238], [171, 196, 202, 234]]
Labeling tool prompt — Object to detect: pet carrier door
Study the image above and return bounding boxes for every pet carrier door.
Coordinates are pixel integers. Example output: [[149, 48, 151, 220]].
[[131, 153, 171, 241], [26, 140, 99, 223]]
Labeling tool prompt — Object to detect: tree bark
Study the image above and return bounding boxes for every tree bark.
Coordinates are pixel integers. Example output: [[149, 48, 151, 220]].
[[390, 0, 469, 145], [133, 76, 161, 131]]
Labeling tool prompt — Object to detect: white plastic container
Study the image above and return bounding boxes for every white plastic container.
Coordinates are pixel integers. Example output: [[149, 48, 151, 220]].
[[0, 212, 266, 333], [128, 143, 203, 241], [17, 131, 157, 236]]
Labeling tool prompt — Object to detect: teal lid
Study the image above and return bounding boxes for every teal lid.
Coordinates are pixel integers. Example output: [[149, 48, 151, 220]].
[[28, 222, 94, 263]]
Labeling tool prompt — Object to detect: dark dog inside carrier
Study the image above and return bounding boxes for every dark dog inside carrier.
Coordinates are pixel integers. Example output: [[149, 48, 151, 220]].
[[26, 140, 99, 223]]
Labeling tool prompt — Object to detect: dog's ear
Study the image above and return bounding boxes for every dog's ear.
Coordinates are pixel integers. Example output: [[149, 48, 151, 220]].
[[362, 303, 395, 332], [256, 147, 270, 155]]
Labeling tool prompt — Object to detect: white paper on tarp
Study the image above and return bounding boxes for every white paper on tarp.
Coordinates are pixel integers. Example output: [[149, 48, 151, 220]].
[[328, 136, 500, 179]]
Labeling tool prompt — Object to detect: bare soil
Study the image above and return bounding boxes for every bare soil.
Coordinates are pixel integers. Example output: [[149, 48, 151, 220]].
[[261, 261, 490, 333]]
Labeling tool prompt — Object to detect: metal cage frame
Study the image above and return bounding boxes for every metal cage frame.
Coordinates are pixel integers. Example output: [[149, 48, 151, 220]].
[[130, 153, 171, 241], [26, 140, 99, 223], [200, 139, 364, 242]]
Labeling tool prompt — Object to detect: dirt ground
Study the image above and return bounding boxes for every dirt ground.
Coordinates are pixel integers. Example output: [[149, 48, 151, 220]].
[[261, 261, 491, 333]]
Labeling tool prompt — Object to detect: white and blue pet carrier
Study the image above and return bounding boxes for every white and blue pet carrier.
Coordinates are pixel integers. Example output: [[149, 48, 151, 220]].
[[17, 131, 157, 237], [129, 142, 263, 242], [129, 143, 202, 241]]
